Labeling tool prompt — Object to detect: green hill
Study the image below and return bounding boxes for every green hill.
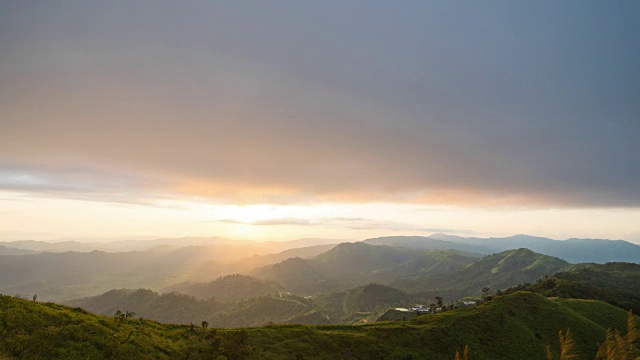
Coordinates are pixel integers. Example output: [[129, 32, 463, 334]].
[[163, 274, 284, 302], [64, 289, 320, 328], [503, 262, 640, 313], [313, 283, 416, 323], [400, 248, 570, 298], [1, 292, 636, 359], [253, 243, 477, 294]]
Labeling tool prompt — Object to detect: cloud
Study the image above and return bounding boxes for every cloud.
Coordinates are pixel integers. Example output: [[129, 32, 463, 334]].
[[1, 1, 638, 208], [215, 218, 312, 226], [212, 217, 474, 235], [0, 162, 172, 206]]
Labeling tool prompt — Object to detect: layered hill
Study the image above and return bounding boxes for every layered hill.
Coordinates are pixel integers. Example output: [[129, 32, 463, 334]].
[[0, 243, 337, 302], [252, 242, 478, 294], [254, 244, 567, 300], [163, 274, 284, 302], [365, 234, 640, 263], [397, 248, 570, 298], [2, 292, 635, 359]]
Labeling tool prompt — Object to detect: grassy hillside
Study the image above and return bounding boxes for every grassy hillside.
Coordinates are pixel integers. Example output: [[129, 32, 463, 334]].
[[502, 262, 640, 313], [313, 283, 417, 324], [64, 289, 320, 328], [1, 292, 635, 359]]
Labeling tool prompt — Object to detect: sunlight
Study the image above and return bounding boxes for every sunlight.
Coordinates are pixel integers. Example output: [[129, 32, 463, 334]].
[[222, 204, 275, 223]]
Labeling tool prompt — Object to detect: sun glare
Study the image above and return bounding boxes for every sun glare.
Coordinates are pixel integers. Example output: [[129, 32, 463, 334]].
[[223, 205, 275, 223]]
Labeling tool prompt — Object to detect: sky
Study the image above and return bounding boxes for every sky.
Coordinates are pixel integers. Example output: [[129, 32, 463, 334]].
[[1, 1, 639, 242]]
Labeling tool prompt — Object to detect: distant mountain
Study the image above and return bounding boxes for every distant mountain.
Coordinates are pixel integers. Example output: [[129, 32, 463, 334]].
[[0, 244, 35, 255], [252, 242, 478, 294], [364, 235, 492, 254], [0, 240, 340, 302], [163, 274, 284, 302], [254, 243, 569, 299], [252, 257, 336, 294], [0, 236, 343, 254], [0, 240, 104, 253], [395, 248, 570, 299], [0, 244, 284, 301], [371, 233, 640, 263]]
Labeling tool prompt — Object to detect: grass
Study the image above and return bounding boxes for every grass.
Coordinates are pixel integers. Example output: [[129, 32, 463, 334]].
[[1, 292, 636, 359]]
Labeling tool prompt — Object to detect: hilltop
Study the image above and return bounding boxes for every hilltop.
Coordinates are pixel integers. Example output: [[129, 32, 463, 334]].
[[503, 262, 640, 313]]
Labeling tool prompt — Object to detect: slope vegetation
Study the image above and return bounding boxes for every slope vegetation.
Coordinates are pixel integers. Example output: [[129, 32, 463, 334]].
[[1, 292, 635, 359], [503, 262, 640, 313], [163, 274, 283, 302], [252, 242, 477, 294]]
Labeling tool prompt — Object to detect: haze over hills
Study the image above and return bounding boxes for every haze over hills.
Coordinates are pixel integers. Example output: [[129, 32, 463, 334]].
[[164, 274, 284, 303], [0, 237, 346, 254], [251, 242, 479, 294], [393, 248, 571, 298], [0, 242, 341, 301], [2, 233, 640, 303], [376, 234, 640, 263]]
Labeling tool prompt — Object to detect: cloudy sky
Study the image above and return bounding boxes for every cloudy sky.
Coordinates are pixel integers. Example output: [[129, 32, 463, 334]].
[[1, 1, 639, 242]]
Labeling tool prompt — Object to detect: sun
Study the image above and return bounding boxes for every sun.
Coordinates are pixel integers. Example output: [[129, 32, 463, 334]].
[[224, 205, 274, 223]]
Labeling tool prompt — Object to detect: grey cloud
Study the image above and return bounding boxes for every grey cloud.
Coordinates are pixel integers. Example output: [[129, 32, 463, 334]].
[[0, 163, 173, 206], [1, 1, 638, 207]]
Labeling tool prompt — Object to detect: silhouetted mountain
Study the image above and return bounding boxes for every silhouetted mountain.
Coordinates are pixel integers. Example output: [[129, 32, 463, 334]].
[[365, 235, 492, 254], [0, 244, 35, 255]]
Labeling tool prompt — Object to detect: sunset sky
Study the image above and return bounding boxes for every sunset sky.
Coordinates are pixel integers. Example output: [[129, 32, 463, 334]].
[[1, 1, 639, 242]]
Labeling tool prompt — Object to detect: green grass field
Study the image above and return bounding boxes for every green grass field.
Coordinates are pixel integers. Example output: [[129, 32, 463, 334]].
[[1, 291, 635, 359]]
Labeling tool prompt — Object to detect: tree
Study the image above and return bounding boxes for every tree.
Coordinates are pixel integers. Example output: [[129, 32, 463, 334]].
[[202, 321, 209, 330], [481, 287, 490, 301]]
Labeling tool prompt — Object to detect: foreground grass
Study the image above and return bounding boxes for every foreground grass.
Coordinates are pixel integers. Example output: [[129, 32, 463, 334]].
[[0, 292, 635, 359]]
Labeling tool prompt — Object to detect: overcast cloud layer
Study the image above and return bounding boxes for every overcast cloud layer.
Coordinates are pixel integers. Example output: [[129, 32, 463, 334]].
[[1, 1, 639, 207]]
